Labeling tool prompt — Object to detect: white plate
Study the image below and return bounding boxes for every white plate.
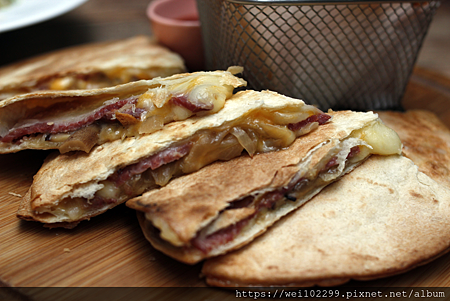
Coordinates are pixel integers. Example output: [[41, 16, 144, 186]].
[[0, 0, 88, 33]]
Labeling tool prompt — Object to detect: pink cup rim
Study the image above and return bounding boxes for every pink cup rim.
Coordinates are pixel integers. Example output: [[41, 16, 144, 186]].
[[147, 0, 200, 28]]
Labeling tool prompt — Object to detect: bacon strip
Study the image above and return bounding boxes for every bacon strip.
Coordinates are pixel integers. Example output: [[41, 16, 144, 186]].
[[1, 97, 138, 143], [227, 196, 254, 209], [89, 196, 118, 209], [2, 94, 214, 143], [118, 107, 146, 119], [323, 146, 361, 171], [190, 145, 361, 253], [102, 104, 146, 120], [258, 191, 284, 210], [171, 95, 213, 113], [288, 113, 331, 132], [110, 142, 193, 186], [257, 177, 309, 210], [191, 215, 254, 253]]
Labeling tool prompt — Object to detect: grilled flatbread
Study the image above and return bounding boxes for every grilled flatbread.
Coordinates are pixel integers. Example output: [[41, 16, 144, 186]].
[[17, 90, 330, 228], [0, 68, 246, 153], [128, 111, 402, 264], [202, 110, 450, 287], [0, 36, 186, 100]]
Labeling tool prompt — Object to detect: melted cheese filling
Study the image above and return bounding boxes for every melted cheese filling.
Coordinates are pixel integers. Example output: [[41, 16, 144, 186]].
[[35, 106, 326, 221], [8, 73, 243, 152]]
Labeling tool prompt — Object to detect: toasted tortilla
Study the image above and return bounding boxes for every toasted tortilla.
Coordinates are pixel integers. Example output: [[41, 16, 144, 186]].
[[17, 90, 328, 228], [128, 110, 402, 264], [376, 110, 450, 188], [0, 36, 186, 100], [202, 110, 450, 287], [0, 68, 246, 153]]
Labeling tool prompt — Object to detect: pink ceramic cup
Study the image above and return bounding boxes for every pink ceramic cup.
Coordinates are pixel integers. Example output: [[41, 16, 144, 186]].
[[147, 0, 204, 71]]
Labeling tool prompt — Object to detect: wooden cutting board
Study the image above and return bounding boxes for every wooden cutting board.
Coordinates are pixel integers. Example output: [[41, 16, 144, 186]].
[[1, 72, 450, 300]]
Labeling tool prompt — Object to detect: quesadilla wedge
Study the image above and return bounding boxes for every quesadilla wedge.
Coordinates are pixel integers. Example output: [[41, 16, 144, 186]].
[[202, 110, 450, 287], [0, 67, 246, 154], [0, 36, 186, 100], [17, 90, 330, 228], [202, 155, 450, 287], [127, 110, 402, 264]]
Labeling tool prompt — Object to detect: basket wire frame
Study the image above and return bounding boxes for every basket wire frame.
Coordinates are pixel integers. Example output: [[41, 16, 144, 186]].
[[197, 0, 440, 110]]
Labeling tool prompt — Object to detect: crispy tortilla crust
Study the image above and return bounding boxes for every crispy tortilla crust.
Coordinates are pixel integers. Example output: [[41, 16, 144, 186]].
[[17, 190, 81, 230], [202, 111, 450, 287], [127, 110, 379, 263], [0, 69, 246, 153], [0, 35, 186, 100], [16, 90, 310, 225], [136, 211, 207, 263]]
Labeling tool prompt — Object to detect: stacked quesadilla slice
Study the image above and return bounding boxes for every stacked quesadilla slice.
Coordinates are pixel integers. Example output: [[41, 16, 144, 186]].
[[0, 36, 186, 100], [0, 68, 246, 153], [17, 90, 330, 228], [202, 154, 450, 287], [127, 110, 402, 264], [200, 110, 450, 287]]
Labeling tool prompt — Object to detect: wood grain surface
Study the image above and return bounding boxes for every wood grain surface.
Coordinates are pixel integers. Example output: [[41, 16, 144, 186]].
[[403, 67, 450, 129], [0, 149, 204, 288]]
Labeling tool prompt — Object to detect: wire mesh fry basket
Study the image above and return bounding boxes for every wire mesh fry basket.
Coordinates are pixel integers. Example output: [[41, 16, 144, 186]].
[[197, 0, 440, 110]]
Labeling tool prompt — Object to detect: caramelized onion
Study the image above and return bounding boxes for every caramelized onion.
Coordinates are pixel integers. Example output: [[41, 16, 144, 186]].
[[48, 133, 71, 143], [40, 197, 87, 220], [254, 120, 295, 149], [295, 121, 319, 136], [172, 104, 192, 121], [151, 162, 179, 186], [139, 115, 164, 134], [231, 127, 257, 156], [96, 181, 121, 200], [181, 132, 243, 174], [214, 138, 244, 161], [270, 110, 311, 125], [115, 112, 139, 127], [98, 123, 126, 143], [59, 124, 101, 153]]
